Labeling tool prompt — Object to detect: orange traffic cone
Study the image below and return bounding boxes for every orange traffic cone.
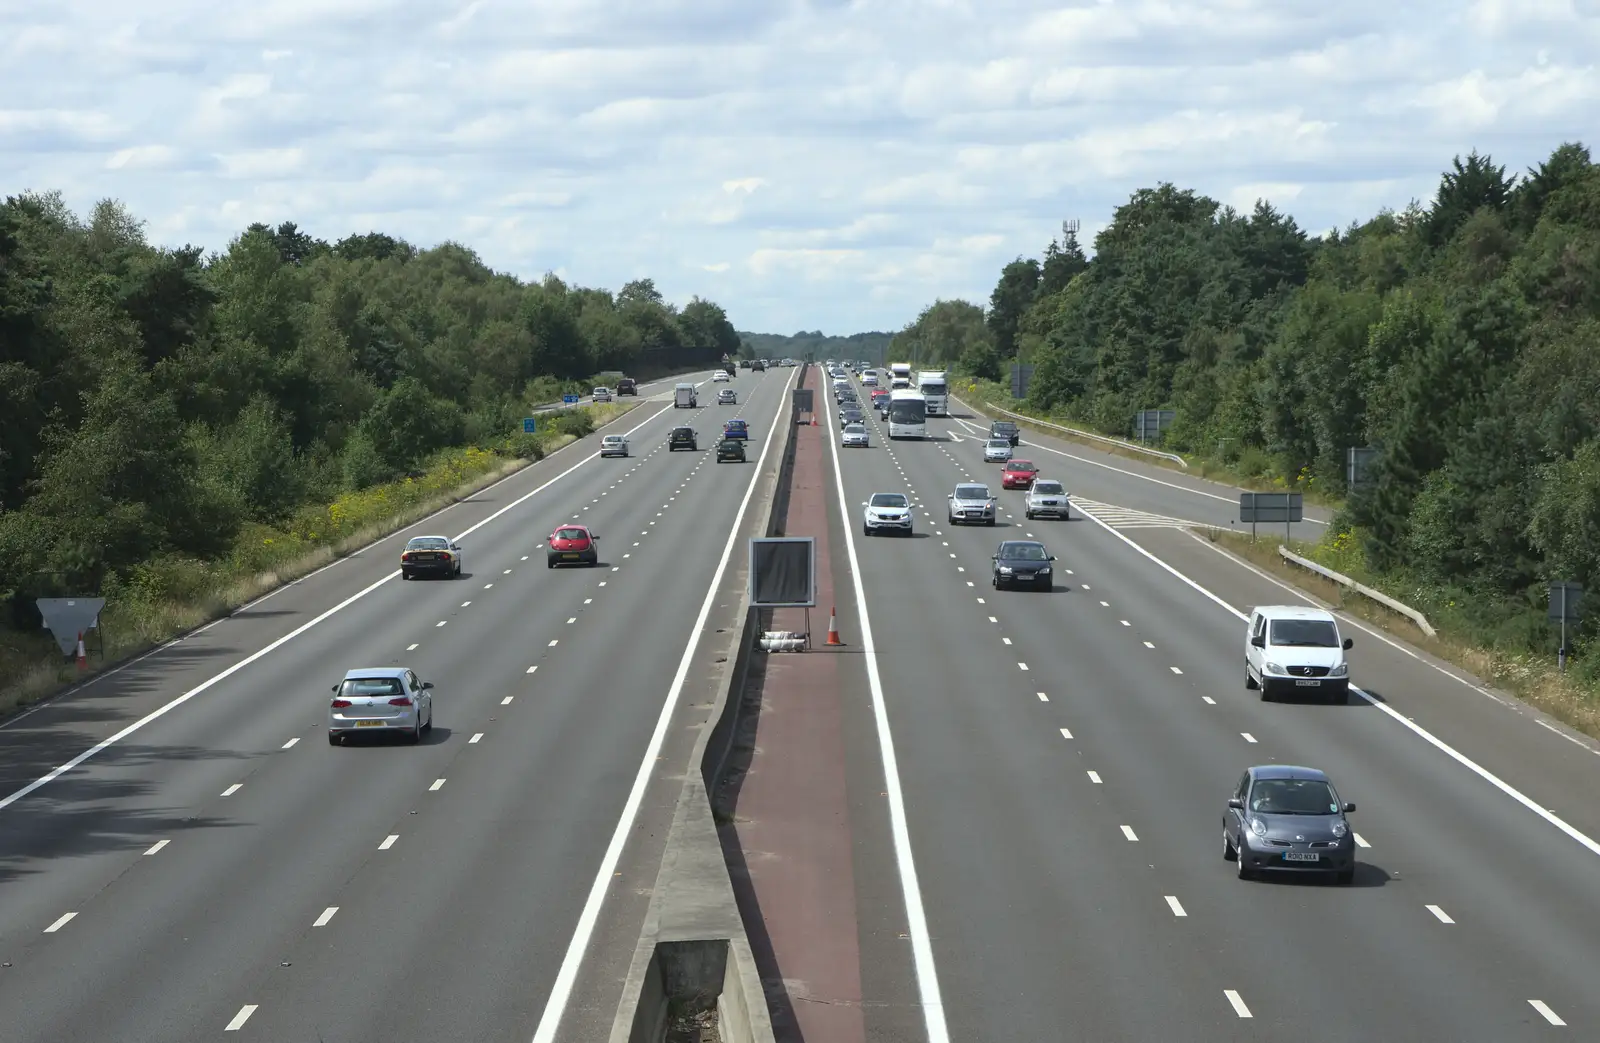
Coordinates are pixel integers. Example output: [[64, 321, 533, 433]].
[[826, 607, 841, 645], [75, 631, 87, 670]]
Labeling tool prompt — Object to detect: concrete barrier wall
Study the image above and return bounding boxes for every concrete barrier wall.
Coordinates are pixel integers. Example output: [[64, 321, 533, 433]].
[[607, 364, 806, 1043]]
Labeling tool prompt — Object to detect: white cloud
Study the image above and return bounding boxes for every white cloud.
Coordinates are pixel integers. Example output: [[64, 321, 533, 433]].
[[2, 0, 1597, 332]]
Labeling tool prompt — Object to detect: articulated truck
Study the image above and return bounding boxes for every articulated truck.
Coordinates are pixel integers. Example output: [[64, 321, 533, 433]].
[[917, 370, 948, 415]]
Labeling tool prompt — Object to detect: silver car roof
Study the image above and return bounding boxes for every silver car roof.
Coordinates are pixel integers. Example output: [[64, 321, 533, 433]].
[[343, 667, 408, 680]]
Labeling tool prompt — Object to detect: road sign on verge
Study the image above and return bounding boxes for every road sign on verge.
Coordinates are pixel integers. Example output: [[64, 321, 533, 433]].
[[1347, 447, 1379, 490], [749, 537, 815, 608], [522, 417, 538, 433], [1134, 409, 1175, 442], [1239, 492, 1302, 540], [36, 597, 106, 657], [562, 394, 581, 405], [1549, 581, 1584, 672]]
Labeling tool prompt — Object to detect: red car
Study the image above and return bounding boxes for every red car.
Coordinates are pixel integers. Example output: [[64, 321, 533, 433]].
[[546, 524, 599, 568], [1001, 459, 1039, 489]]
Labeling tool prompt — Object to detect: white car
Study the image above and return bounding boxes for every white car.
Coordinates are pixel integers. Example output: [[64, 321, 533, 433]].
[[862, 492, 912, 535], [983, 439, 1013, 462], [1245, 605, 1353, 704], [599, 434, 629, 457], [717, 388, 737, 404], [861, 372, 877, 386], [948, 483, 997, 526], [592, 387, 612, 402], [713, 370, 730, 382], [842, 423, 869, 448], [1024, 480, 1070, 519]]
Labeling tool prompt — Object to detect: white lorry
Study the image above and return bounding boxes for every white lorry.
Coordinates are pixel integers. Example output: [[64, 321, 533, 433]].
[[674, 382, 697, 408]]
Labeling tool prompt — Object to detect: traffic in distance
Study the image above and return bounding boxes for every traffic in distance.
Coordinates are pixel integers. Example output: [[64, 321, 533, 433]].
[[827, 358, 1368, 885]]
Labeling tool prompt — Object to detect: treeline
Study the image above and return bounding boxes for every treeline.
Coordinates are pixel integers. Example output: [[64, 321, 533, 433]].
[[0, 193, 739, 622], [894, 143, 1600, 652], [738, 329, 892, 364]]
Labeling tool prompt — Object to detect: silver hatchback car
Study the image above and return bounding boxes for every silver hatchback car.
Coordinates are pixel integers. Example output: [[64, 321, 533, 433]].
[[1224, 765, 1357, 884], [329, 667, 434, 745]]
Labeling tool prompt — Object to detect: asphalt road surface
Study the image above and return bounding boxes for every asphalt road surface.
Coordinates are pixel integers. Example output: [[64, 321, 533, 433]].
[[0, 366, 795, 1043], [820, 390, 1600, 1042]]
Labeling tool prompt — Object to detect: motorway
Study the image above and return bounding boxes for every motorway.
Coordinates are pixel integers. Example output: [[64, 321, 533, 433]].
[[0, 366, 796, 1043], [813, 385, 1600, 1041]]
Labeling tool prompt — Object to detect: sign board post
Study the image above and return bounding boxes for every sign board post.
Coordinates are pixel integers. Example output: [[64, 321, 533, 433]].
[[1346, 447, 1379, 492], [1238, 492, 1303, 542], [1133, 409, 1175, 443], [36, 597, 107, 659], [522, 417, 538, 434], [750, 537, 817, 647], [1010, 363, 1036, 398], [1548, 581, 1583, 672], [562, 394, 581, 405], [791, 387, 814, 424]]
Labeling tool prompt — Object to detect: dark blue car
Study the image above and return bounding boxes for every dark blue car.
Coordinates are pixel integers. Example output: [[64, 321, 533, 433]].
[[723, 419, 749, 440]]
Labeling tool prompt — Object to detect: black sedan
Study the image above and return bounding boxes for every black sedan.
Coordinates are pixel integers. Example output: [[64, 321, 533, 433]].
[[716, 438, 746, 463], [991, 540, 1055, 590], [1224, 765, 1357, 884]]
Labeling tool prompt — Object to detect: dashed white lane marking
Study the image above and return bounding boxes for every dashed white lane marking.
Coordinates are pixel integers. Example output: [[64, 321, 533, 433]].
[[1002, 637, 1012, 645], [1082, 584, 1091, 590], [1087, 770, 1102, 784], [1242, 732, 1258, 743], [461, 601, 471, 607], [1224, 990, 1252, 1018], [145, 839, 169, 855], [634, 542, 640, 547], [613, 566, 621, 571], [966, 581, 974, 586], [976, 597, 985, 604], [957, 567, 965, 572], [548, 639, 559, 647], [313, 907, 338, 927], [502, 696, 514, 705], [1202, 696, 1217, 705], [225, 1005, 258, 1031], [527, 665, 538, 674], [1018, 662, 1029, 671], [1037, 692, 1048, 701], [1120, 825, 1139, 841], [1165, 896, 1187, 917], [1059, 727, 1072, 739], [221, 783, 241, 796], [1528, 1000, 1565, 1025], [282, 737, 299, 749], [1169, 666, 1183, 675], [521, 556, 529, 561], [1354, 833, 1370, 848], [1143, 641, 1154, 648], [430, 779, 446, 791], [584, 598, 592, 604], [567, 617, 577, 624], [1099, 600, 1109, 607], [988, 616, 997, 622], [599, 581, 607, 587], [407, 643, 419, 651], [504, 569, 513, 574], [436, 621, 447, 627], [1426, 904, 1454, 924], [469, 733, 484, 744], [44, 912, 77, 933], [379, 834, 398, 850]]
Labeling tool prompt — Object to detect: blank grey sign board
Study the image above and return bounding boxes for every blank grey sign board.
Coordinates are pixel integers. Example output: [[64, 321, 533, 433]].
[[749, 537, 815, 607]]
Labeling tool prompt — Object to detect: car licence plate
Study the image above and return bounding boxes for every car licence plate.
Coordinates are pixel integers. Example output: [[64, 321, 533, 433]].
[[357, 720, 384, 727], [563, 553, 579, 559], [1283, 851, 1320, 862], [1295, 679, 1322, 686]]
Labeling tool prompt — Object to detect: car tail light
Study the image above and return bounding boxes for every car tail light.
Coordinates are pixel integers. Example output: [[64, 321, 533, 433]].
[[389, 696, 413, 706], [331, 699, 352, 708], [400, 552, 411, 561]]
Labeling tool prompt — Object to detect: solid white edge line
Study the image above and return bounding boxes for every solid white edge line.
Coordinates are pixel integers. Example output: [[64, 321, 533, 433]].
[[528, 366, 799, 1043], [0, 397, 698, 814], [824, 384, 951, 1043], [1075, 506, 1600, 860]]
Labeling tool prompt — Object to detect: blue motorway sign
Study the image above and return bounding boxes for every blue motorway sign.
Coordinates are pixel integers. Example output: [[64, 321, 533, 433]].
[[522, 417, 538, 433], [562, 394, 581, 404]]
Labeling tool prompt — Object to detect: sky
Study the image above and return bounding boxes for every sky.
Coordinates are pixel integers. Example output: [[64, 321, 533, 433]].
[[3, 0, 1598, 336]]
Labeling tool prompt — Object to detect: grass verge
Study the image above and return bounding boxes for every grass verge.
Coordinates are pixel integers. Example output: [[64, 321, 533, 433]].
[[0, 401, 637, 721], [1202, 528, 1600, 743]]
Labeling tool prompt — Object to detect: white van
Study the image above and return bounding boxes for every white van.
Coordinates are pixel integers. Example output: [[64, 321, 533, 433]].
[[674, 383, 697, 408], [1245, 605, 1353, 703]]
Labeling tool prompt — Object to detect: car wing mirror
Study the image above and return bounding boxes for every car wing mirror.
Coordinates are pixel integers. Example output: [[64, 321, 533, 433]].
[[1250, 635, 1266, 648], [1343, 637, 1354, 650], [1342, 802, 1356, 813], [331, 684, 340, 693], [422, 681, 435, 690], [1227, 797, 1244, 810], [1049, 555, 1057, 561]]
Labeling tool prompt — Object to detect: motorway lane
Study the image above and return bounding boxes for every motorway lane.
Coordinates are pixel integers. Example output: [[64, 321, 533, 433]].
[[834, 401, 1600, 1039], [0, 369, 793, 1042]]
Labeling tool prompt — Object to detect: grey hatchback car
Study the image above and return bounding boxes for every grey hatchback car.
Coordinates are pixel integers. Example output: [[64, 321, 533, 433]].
[[1224, 765, 1357, 884], [329, 667, 434, 745]]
